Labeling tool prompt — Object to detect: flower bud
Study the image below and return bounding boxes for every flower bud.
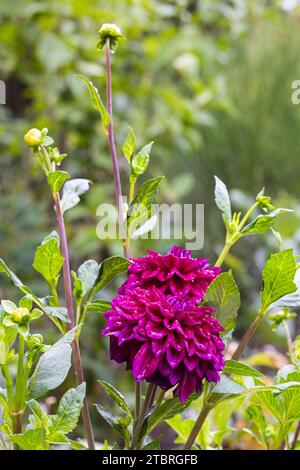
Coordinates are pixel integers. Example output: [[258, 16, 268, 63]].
[[97, 23, 124, 50], [24, 128, 42, 147], [11, 307, 30, 324]]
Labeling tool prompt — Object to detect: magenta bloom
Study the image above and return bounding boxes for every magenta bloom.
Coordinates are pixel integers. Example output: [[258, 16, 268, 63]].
[[103, 287, 225, 403], [120, 246, 221, 304]]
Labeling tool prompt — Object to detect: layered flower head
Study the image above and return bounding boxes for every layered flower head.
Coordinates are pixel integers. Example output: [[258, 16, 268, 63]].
[[103, 286, 225, 403], [120, 246, 221, 305]]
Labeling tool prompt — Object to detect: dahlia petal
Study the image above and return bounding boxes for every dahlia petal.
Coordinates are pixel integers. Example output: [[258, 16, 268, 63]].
[[132, 343, 160, 381]]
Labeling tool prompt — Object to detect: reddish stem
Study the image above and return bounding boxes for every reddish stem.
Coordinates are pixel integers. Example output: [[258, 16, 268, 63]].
[[54, 194, 95, 450]]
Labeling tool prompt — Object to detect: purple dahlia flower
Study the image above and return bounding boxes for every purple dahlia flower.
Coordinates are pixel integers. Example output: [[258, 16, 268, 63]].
[[119, 246, 221, 304], [103, 287, 225, 403]]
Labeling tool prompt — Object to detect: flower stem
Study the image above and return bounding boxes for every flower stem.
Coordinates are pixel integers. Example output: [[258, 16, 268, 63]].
[[231, 314, 263, 361], [105, 39, 128, 258], [283, 320, 293, 358], [131, 383, 156, 449], [54, 193, 95, 450], [183, 404, 211, 450], [215, 240, 232, 268]]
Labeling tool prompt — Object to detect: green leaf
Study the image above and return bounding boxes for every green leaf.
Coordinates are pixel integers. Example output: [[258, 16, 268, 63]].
[[28, 330, 75, 399], [202, 271, 240, 333], [19, 295, 33, 310], [89, 256, 129, 299], [131, 142, 153, 177], [10, 429, 48, 450], [241, 214, 275, 236], [98, 380, 132, 417], [127, 177, 163, 235], [122, 127, 135, 162], [95, 405, 131, 447], [33, 234, 64, 288], [77, 75, 110, 131], [241, 209, 292, 237], [143, 435, 162, 450], [212, 375, 246, 396], [1, 300, 17, 314], [246, 404, 269, 448], [261, 249, 297, 311], [85, 299, 112, 315], [214, 176, 232, 227], [61, 179, 91, 214], [45, 307, 70, 323], [224, 360, 262, 377], [48, 383, 85, 438], [146, 393, 198, 434], [77, 260, 99, 297], [47, 171, 70, 194]]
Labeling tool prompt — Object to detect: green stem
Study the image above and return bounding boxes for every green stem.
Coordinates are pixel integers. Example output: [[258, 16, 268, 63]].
[[237, 202, 259, 232], [14, 335, 25, 435], [215, 240, 232, 268], [283, 320, 293, 358], [1, 365, 13, 407], [183, 404, 211, 450], [131, 383, 156, 449]]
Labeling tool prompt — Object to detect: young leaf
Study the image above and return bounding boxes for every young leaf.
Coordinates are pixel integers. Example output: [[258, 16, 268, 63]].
[[89, 256, 129, 299], [127, 177, 163, 234], [33, 235, 64, 288], [95, 404, 131, 447], [131, 142, 153, 177], [202, 271, 240, 333], [48, 383, 86, 438], [224, 360, 262, 377], [261, 249, 297, 311], [240, 214, 275, 236], [47, 171, 70, 194], [214, 176, 232, 227], [98, 380, 132, 417], [85, 299, 112, 315], [77, 260, 99, 297], [122, 127, 135, 162], [143, 435, 162, 450], [28, 330, 75, 399], [1, 300, 17, 314], [61, 179, 91, 214], [77, 75, 110, 131]]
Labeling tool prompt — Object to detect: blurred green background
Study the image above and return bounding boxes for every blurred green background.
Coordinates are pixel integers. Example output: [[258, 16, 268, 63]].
[[1, 0, 300, 445]]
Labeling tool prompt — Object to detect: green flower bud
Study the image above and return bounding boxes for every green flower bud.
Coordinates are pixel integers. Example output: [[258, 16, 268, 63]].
[[24, 128, 42, 147], [97, 23, 124, 50], [11, 307, 30, 324]]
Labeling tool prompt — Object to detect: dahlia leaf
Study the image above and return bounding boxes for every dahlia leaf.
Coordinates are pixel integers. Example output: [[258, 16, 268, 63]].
[[47, 383, 85, 439], [211, 375, 246, 397], [131, 142, 153, 177], [33, 234, 64, 289], [77, 75, 110, 131], [241, 209, 292, 237], [261, 249, 297, 311], [146, 393, 198, 434], [86, 299, 112, 314], [45, 307, 70, 323], [28, 328, 76, 399], [89, 256, 129, 299], [202, 271, 240, 333], [214, 176, 232, 228], [95, 404, 131, 447], [127, 177, 164, 236], [143, 435, 162, 450], [47, 170, 70, 195], [74, 259, 99, 299], [98, 380, 132, 417], [61, 179, 91, 214], [122, 127, 135, 162], [224, 360, 262, 377], [10, 429, 49, 450]]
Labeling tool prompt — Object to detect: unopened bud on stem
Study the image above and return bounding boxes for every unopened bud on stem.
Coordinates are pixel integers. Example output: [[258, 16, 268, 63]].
[[97, 23, 124, 51], [24, 128, 42, 147]]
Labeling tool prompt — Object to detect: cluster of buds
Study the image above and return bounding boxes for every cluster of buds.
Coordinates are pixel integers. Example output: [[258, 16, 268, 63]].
[[97, 23, 124, 51]]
